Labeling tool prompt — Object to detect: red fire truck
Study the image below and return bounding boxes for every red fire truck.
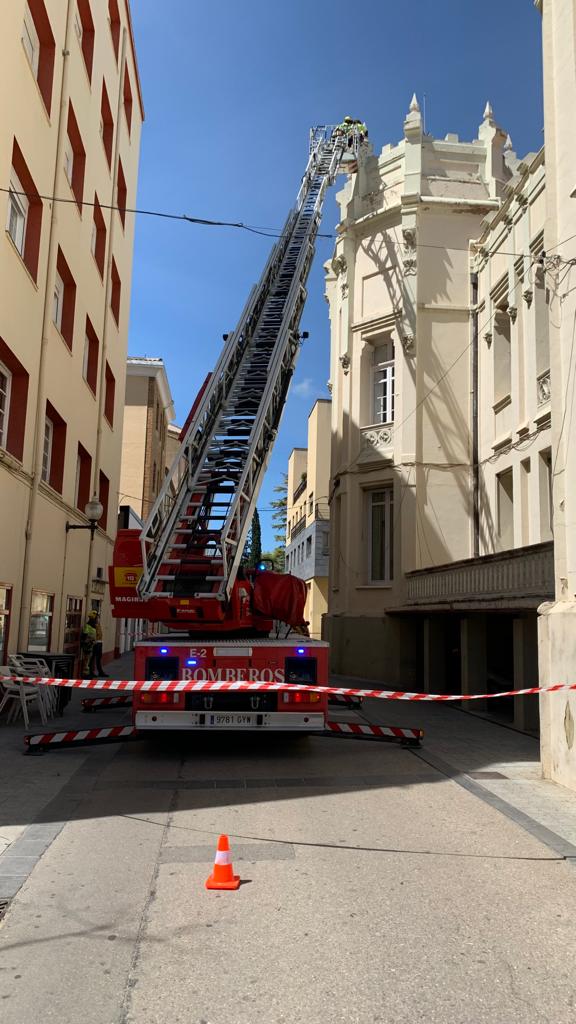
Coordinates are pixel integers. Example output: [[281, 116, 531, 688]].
[[109, 126, 362, 734]]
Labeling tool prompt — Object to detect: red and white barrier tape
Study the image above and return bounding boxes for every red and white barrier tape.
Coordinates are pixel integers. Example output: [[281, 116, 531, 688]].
[[81, 695, 133, 709], [25, 726, 138, 748], [7, 676, 576, 702], [326, 722, 423, 740]]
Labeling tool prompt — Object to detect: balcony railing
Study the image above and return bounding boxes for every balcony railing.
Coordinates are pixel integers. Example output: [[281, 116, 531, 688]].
[[293, 476, 307, 502], [290, 515, 307, 539], [405, 541, 554, 608], [288, 503, 329, 540]]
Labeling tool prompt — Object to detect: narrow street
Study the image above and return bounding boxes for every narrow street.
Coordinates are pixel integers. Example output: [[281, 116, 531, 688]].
[[1, 669, 575, 1023]]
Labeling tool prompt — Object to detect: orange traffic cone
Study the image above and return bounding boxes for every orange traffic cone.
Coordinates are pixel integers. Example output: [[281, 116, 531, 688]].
[[205, 834, 241, 891]]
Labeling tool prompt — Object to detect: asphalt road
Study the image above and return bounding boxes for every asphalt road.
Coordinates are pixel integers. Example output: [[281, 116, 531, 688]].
[[0, 715, 575, 1023]]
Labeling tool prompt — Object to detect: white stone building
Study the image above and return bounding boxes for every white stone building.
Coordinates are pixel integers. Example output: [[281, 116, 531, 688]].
[[535, 0, 576, 790], [324, 97, 553, 733]]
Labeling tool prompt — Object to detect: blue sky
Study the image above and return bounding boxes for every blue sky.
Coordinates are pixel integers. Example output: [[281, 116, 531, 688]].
[[128, 0, 543, 550]]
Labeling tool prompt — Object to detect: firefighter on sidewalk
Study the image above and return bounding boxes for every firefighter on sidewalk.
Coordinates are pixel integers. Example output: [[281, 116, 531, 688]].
[[81, 612, 97, 679]]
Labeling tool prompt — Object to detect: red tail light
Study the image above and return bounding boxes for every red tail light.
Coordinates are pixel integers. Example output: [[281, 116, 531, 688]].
[[282, 690, 321, 704], [138, 692, 180, 706]]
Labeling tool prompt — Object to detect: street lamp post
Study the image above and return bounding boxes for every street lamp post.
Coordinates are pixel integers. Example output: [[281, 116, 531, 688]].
[[65, 495, 104, 539], [65, 494, 104, 622]]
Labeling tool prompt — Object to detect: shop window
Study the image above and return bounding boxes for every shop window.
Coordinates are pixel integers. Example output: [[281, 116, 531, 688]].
[[7, 141, 43, 281], [0, 338, 29, 461], [104, 362, 115, 426], [98, 470, 110, 530], [91, 194, 106, 277], [42, 400, 67, 492], [0, 585, 12, 663], [100, 81, 114, 168], [75, 0, 95, 82], [22, 0, 55, 115], [53, 247, 76, 348], [64, 596, 83, 655], [369, 487, 394, 583], [83, 317, 99, 393], [28, 591, 54, 652], [75, 442, 92, 511], [66, 104, 86, 210], [108, 0, 120, 60]]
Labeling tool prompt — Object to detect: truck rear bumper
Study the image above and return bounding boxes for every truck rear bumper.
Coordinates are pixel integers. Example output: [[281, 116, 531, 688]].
[[134, 710, 325, 731]]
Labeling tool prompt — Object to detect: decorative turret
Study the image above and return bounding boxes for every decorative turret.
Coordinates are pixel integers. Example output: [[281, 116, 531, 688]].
[[404, 93, 423, 140], [477, 101, 510, 198]]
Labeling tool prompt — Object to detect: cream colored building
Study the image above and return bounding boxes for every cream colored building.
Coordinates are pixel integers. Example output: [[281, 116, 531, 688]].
[[535, 0, 576, 790], [0, 0, 143, 666], [324, 98, 553, 733], [119, 357, 176, 520], [285, 399, 331, 639]]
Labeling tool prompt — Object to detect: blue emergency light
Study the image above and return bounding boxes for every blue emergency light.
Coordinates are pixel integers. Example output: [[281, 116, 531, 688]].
[[297, 647, 305, 655], [160, 647, 168, 655], [187, 659, 197, 667]]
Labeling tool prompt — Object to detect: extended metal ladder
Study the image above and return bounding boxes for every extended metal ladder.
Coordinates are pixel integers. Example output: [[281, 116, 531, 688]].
[[138, 126, 348, 602]]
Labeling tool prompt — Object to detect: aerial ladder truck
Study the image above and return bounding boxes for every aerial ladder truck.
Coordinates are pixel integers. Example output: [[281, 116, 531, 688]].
[[110, 125, 360, 735]]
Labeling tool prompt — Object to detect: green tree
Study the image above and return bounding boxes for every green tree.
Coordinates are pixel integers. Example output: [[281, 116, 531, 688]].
[[242, 508, 263, 568], [271, 473, 288, 545], [261, 545, 286, 572], [247, 507, 262, 568]]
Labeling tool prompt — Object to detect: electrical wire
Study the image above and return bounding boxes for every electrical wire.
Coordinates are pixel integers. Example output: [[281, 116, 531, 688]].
[[0, 186, 335, 240], [6, 183, 576, 258]]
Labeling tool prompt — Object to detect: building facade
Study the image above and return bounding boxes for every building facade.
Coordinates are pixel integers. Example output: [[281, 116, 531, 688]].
[[285, 399, 331, 639], [536, 0, 576, 790], [324, 98, 553, 731], [118, 357, 176, 521], [0, 0, 143, 666]]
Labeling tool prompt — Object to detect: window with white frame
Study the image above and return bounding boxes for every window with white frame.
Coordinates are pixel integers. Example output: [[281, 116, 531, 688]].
[[74, 451, 81, 506], [53, 271, 64, 331], [22, 5, 40, 77], [6, 174, 28, 256], [82, 332, 90, 380], [369, 487, 394, 582], [63, 138, 74, 184], [373, 339, 395, 424], [74, 8, 83, 41], [41, 416, 53, 483], [0, 362, 12, 449]]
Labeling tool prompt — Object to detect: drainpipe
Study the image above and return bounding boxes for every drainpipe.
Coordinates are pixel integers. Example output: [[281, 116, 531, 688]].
[[17, 0, 74, 649], [471, 272, 480, 558], [85, 27, 128, 613]]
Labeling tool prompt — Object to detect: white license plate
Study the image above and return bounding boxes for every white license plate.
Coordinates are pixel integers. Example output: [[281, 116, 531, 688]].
[[209, 713, 257, 727]]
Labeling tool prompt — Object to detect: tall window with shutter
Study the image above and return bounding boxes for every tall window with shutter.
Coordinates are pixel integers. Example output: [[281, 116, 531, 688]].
[[372, 339, 395, 424]]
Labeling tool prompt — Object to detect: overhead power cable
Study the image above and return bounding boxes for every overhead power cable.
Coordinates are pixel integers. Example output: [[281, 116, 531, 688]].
[[0, 187, 334, 240], [5, 185, 576, 259]]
